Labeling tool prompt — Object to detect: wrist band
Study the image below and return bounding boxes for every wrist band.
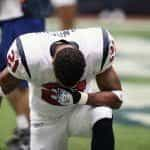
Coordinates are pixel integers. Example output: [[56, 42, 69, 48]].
[[78, 92, 88, 104]]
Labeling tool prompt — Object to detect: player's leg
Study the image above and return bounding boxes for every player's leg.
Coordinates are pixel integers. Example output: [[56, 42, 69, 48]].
[[0, 20, 30, 121], [0, 18, 45, 149], [0, 20, 29, 126], [91, 107, 114, 150], [68, 105, 92, 137], [68, 105, 114, 150], [0, 20, 30, 149], [6, 17, 45, 149], [51, 0, 77, 29], [30, 83, 72, 150], [6, 81, 30, 150], [55, 5, 77, 29], [30, 104, 68, 150], [31, 120, 68, 150], [11, 17, 45, 121], [7, 82, 30, 122]]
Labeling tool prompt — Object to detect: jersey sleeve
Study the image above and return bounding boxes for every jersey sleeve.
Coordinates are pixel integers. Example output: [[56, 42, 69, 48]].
[[100, 29, 116, 72], [7, 38, 31, 80]]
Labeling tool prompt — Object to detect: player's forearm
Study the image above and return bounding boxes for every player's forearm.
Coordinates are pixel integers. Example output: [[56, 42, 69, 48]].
[[86, 91, 122, 109], [47, 86, 123, 107]]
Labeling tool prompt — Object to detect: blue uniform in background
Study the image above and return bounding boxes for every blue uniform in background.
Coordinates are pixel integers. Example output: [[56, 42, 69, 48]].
[[0, 0, 50, 149], [0, 0, 50, 88], [0, 18, 45, 88]]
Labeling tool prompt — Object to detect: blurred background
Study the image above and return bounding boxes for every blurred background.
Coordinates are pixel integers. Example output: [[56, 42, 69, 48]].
[[0, 0, 150, 149]]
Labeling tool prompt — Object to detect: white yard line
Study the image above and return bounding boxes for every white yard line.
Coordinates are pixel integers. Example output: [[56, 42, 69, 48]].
[[126, 113, 150, 126], [122, 83, 150, 108], [114, 37, 150, 78]]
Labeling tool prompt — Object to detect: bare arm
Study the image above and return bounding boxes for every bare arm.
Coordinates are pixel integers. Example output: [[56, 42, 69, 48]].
[[0, 68, 21, 94], [86, 66, 122, 109]]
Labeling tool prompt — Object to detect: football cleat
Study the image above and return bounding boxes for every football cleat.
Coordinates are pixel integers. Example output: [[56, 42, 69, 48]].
[[6, 128, 30, 150]]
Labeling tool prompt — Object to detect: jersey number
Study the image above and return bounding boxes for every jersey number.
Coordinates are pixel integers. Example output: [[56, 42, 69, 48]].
[[7, 50, 19, 73], [109, 40, 116, 62]]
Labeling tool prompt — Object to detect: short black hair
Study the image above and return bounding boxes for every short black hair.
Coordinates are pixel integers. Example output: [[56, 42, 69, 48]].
[[53, 47, 86, 87]]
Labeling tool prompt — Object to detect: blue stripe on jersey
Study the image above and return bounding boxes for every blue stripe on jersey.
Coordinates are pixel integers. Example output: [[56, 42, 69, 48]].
[[101, 29, 109, 70], [16, 37, 31, 78]]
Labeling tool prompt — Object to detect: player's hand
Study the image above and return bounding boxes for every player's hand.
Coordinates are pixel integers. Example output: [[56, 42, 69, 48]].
[[50, 88, 82, 106]]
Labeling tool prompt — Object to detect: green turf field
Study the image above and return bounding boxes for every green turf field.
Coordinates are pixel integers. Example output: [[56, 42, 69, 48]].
[[0, 17, 150, 149], [0, 99, 150, 150]]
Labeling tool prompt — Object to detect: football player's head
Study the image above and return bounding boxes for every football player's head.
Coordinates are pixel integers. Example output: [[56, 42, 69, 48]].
[[51, 40, 86, 87]]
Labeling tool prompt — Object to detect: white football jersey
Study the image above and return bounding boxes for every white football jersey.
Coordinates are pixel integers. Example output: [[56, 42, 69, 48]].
[[7, 27, 116, 84], [7, 27, 116, 115]]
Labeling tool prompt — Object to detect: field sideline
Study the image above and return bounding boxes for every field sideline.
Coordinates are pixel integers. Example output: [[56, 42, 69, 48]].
[[0, 17, 150, 149]]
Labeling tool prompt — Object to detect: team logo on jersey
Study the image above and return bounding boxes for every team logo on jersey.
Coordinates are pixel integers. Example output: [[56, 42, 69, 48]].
[[7, 49, 19, 73]]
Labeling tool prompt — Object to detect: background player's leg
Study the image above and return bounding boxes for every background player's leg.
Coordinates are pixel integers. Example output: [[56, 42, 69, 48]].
[[7, 85, 30, 123], [0, 18, 45, 149], [51, 0, 77, 29], [30, 110, 68, 150], [0, 20, 30, 149], [55, 4, 77, 29], [31, 123, 68, 150], [6, 18, 45, 149], [6, 82, 30, 150]]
